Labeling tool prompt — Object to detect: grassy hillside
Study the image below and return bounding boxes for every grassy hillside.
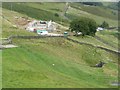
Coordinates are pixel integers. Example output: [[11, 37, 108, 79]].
[[2, 2, 118, 88], [2, 2, 118, 27], [2, 8, 37, 38], [67, 3, 118, 26], [2, 17, 118, 88], [2, 3, 60, 21], [2, 3, 69, 26], [70, 3, 118, 20], [96, 30, 119, 50], [102, 2, 118, 10], [3, 38, 118, 88], [2, 17, 36, 38], [2, 8, 118, 51], [69, 29, 119, 51], [25, 2, 66, 14]]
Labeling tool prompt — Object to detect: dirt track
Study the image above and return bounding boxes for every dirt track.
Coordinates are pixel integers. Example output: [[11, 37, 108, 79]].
[[0, 44, 18, 49]]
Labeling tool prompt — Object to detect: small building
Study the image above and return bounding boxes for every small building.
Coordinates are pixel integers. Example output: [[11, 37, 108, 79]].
[[26, 20, 56, 33], [37, 30, 48, 35]]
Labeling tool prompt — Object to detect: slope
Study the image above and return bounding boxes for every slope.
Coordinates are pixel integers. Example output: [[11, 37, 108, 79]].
[[2, 2, 118, 27], [25, 2, 118, 27], [2, 2, 118, 88], [3, 38, 118, 88]]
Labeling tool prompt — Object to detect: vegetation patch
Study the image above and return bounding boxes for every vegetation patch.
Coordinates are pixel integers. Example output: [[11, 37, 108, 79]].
[[2, 38, 118, 88]]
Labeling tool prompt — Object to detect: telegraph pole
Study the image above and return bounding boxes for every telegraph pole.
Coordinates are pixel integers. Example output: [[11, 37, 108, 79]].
[[11, 3, 12, 12]]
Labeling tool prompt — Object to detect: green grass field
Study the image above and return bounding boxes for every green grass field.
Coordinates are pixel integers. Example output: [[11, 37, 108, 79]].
[[2, 2, 119, 88], [66, 5, 118, 27], [2, 38, 118, 88], [25, 2, 66, 14], [70, 3, 118, 20], [2, 2, 118, 27], [69, 30, 119, 51], [2, 3, 69, 26], [2, 18, 36, 38], [2, 3, 60, 21], [2, 8, 37, 38], [96, 30, 119, 50]]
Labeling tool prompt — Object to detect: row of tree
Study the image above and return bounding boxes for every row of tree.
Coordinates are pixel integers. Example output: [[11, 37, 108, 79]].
[[69, 17, 109, 36], [81, 2, 103, 6], [81, 2, 119, 10]]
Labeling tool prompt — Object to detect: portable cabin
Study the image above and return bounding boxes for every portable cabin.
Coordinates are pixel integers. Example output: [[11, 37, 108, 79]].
[[37, 30, 48, 35]]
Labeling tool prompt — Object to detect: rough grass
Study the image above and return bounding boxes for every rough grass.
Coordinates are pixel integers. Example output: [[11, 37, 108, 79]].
[[3, 2, 118, 27], [2, 18, 36, 38], [2, 3, 118, 88], [2, 8, 31, 24], [2, 3, 69, 26], [96, 30, 118, 50], [2, 38, 118, 88], [70, 3, 118, 20], [66, 6, 118, 27], [2, 8, 37, 38], [69, 30, 118, 51], [2, 3, 60, 21], [25, 2, 66, 14]]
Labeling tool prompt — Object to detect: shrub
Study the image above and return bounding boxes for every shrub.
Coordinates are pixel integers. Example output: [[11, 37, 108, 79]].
[[54, 13, 59, 17], [100, 21, 109, 28]]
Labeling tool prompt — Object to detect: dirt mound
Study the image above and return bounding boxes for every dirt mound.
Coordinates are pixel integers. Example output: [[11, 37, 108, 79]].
[[14, 16, 31, 26]]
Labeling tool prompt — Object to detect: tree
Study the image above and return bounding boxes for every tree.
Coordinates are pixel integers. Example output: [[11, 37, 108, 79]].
[[88, 19, 97, 36], [69, 17, 97, 36], [81, 2, 103, 6], [107, 2, 118, 10], [100, 21, 109, 28]]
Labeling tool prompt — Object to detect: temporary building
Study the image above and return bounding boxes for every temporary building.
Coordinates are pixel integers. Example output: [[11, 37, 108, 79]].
[[26, 20, 56, 33], [37, 30, 48, 35]]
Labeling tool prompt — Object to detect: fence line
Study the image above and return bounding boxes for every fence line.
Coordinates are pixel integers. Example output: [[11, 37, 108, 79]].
[[8, 35, 64, 39], [4, 35, 120, 55], [66, 37, 120, 55], [95, 36, 116, 49]]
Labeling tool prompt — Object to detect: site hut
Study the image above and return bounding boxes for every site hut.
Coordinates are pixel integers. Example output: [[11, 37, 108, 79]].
[[26, 20, 56, 34], [26, 20, 38, 32], [36, 20, 56, 34]]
